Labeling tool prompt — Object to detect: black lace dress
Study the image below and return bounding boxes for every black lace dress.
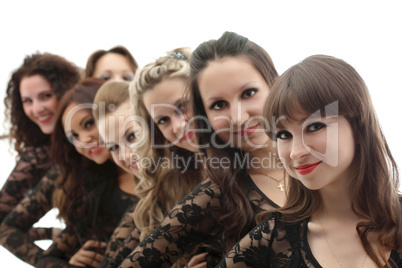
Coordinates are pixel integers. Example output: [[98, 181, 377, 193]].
[[35, 184, 139, 268], [0, 168, 61, 265], [118, 175, 279, 267], [217, 212, 402, 268], [0, 144, 51, 223]]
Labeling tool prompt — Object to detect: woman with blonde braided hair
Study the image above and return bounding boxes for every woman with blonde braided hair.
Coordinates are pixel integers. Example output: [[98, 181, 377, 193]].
[[99, 48, 225, 267]]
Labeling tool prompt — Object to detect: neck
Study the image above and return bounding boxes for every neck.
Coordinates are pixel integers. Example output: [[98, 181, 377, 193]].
[[318, 179, 356, 221], [247, 143, 282, 174], [118, 169, 136, 195]]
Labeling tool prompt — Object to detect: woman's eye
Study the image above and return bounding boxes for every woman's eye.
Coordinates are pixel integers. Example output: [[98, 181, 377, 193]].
[[242, 88, 257, 98], [22, 99, 32, 104], [126, 132, 136, 143], [100, 75, 111, 81], [275, 130, 292, 140], [123, 75, 134, 81], [43, 93, 53, 99], [306, 122, 326, 132], [157, 117, 169, 125], [210, 101, 226, 110], [177, 102, 186, 112], [84, 119, 95, 129], [108, 144, 119, 152]]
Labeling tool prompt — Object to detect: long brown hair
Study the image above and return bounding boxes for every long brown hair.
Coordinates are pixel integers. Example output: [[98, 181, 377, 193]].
[[51, 78, 119, 243], [264, 55, 401, 267], [4, 52, 80, 156], [187, 31, 278, 248], [129, 47, 202, 241]]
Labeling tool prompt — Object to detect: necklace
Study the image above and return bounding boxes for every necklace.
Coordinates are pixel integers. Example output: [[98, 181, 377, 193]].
[[317, 215, 368, 267], [253, 173, 285, 191]]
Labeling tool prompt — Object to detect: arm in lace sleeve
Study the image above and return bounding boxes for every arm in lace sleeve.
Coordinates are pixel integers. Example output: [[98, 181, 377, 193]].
[[100, 202, 141, 268], [0, 145, 51, 222], [119, 178, 224, 268], [216, 214, 281, 268], [36, 225, 82, 268], [0, 172, 56, 266]]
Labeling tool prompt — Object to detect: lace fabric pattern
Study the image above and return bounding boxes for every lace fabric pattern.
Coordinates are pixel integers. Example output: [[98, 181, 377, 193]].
[[217, 212, 402, 268], [119, 175, 279, 267], [36, 185, 139, 268], [0, 167, 58, 266], [0, 144, 51, 222]]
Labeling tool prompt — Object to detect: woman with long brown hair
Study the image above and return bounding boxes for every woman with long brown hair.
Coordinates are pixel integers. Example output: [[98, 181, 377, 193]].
[[218, 55, 401, 267], [120, 31, 286, 267]]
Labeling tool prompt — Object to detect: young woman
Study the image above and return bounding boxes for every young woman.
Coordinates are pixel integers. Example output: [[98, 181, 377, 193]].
[[1, 52, 79, 224], [1, 77, 138, 268], [218, 55, 402, 267], [119, 32, 286, 267], [84, 45, 138, 82], [95, 49, 223, 267]]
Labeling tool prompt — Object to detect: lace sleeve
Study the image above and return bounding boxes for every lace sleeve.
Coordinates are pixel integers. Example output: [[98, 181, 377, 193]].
[[119, 179, 224, 268], [216, 216, 276, 268], [0, 170, 57, 266], [36, 226, 81, 268], [0, 145, 51, 222], [100, 202, 141, 268]]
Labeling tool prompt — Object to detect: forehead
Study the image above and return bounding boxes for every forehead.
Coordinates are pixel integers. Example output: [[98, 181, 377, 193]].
[[98, 102, 139, 137], [62, 102, 92, 129], [142, 77, 187, 113], [94, 53, 133, 73], [20, 75, 53, 96], [197, 56, 264, 98]]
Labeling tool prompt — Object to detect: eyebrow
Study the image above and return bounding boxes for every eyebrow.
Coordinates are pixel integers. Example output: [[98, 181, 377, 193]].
[[205, 82, 256, 103], [153, 98, 184, 121]]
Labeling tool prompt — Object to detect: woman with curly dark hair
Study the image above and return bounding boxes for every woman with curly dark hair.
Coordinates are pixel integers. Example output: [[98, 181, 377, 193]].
[[1, 52, 80, 224], [84, 45, 138, 82]]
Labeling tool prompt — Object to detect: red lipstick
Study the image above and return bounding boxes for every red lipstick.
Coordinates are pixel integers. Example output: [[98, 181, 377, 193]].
[[181, 130, 194, 141], [295, 161, 321, 175]]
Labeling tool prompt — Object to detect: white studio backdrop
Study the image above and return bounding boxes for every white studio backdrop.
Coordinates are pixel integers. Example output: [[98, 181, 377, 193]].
[[0, 0, 401, 266]]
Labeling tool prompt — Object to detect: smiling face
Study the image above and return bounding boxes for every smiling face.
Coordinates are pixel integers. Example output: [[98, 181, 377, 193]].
[[197, 56, 270, 152], [20, 74, 58, 134], [142, 77, 197, 152], [93, 53, 135, 82], [276, 113, 356, 191], [97, 101, 141, 177], [62, 102, 110, 164]]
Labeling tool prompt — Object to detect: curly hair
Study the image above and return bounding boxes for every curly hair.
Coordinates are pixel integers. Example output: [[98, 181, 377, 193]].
[[129, 47, 202, 241], [4, 52, 80, 156], [263, 55, 401, 267], [84, 45, 138, 79], [187, 31, 278, 249]]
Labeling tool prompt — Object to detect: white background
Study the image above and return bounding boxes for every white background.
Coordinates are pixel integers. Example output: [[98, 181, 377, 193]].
[[0, 0, 401, 266]]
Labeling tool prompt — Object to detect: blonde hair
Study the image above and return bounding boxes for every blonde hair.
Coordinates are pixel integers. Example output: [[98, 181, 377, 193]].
[[129, 47, 201, 241], [93, 80, 130, 121]]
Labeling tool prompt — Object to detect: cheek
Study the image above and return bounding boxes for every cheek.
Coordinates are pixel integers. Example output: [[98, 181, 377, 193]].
[[277, 143, 290, 166]]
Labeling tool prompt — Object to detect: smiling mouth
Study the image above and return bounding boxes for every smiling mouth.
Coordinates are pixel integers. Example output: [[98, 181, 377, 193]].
[[295, 161, 321, 175], [89, 145, 103, 156], [181, 130, 194, 141], [37, 114, 53, 124], [235, 124, 259, 137]]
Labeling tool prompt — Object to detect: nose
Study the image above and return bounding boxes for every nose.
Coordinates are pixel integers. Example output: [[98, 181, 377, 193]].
[[172, 115, 186, 136], [230, 101, 249, 127], [78, 131, 94, 144], [289, 135, 309, 160], [32, 101, 45, 115]]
